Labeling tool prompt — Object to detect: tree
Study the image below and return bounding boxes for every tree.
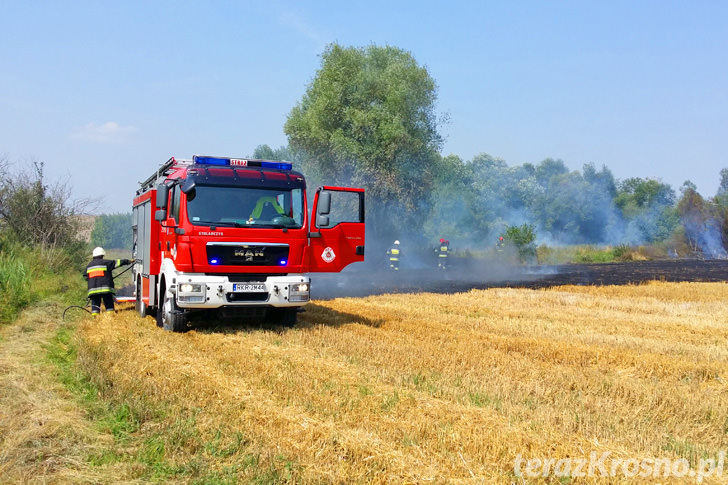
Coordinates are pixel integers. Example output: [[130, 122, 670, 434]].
[[713, 169, 728, 250], [613, 177, 677, 243], [534, 158, 569, 188], [423, 154, 474, 241], [503, 224, 537, 263], [284, 43, 444, 236], [678, 183, 727, 257], [91, 213, 133, 250], [0, 159, 91, 248], [252, 144, 295, 162], [716, 168, 728, 199]]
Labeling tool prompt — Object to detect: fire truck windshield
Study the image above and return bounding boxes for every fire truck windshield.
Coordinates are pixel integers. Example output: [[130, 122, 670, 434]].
[[186, 185, 304, 229]]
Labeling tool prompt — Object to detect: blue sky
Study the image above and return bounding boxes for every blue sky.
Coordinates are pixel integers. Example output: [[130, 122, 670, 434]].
[[1, 1, 726, 214]]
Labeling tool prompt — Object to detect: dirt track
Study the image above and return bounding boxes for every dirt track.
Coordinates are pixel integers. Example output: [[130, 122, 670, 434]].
[[313, 259, 728, 299]]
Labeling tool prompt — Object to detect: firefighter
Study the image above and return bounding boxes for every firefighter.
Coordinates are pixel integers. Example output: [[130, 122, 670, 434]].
[[387, 240, 401, 270], [496, 236, 505, 252], [435, 238, 450, 269], [84, 247, 132, 315]]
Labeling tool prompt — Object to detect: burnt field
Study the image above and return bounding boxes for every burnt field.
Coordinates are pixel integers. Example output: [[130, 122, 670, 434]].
[[313, 258, 728, 299]]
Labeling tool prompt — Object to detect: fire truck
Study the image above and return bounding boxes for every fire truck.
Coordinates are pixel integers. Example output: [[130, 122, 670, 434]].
[[132, 155, 365, 331]]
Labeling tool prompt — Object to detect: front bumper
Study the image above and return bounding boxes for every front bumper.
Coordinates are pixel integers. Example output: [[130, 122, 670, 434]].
[[172, 274, 310, 309]]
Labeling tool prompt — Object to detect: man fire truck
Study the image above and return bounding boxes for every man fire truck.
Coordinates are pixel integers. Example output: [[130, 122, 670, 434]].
[[132, 155, 365, 332]]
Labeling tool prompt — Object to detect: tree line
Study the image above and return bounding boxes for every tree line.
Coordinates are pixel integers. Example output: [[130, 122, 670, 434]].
[[3, 43, 726, 264], [273, 42, 727, 257]]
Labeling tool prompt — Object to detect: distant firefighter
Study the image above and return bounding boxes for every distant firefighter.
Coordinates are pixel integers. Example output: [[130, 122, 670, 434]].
[[387, 240, 401, 270], [496, 236, 505, 252], [435, 238, 450, 269]]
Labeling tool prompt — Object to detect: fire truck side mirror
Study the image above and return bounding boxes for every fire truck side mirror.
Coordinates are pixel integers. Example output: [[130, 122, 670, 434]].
[[155, 209, 167, 221], [156, 184, 169, 209], [317, 215, 330, 228], [317, 191, 331, 215]]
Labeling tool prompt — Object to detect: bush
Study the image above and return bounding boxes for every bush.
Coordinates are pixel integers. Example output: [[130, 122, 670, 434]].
[[0, 158, 93, 322], [503, 224, 537, 264], [0, 160, 93, 248], [0, 248, 32, 322], [0, 239, 88, 324], [611, 244, 631, 260]]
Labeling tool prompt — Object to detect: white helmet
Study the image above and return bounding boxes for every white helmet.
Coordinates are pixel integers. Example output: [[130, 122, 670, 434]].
[[92, 247, 106, 258], [394, 240, 400, 245]]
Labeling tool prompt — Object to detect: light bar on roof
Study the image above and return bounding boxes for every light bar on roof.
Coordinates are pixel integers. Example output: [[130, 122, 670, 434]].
[[193, 155, 292, 171]]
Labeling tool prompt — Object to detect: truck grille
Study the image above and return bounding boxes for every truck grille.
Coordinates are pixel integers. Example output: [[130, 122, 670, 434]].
[[206, 244, 289, 266]]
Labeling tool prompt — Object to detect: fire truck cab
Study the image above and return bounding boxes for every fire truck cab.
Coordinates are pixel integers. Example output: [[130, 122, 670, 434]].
[[132, 155, 365, 331]]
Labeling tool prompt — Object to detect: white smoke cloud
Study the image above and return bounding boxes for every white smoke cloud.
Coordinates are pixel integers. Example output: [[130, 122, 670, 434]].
[[70, 121, 137, 144]]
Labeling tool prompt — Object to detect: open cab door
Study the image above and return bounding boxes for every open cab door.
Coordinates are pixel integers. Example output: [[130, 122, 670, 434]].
[[308, 186, 365, 272]]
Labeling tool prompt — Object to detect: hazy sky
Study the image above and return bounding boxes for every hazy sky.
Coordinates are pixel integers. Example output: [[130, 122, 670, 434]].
[[1, 1, 726, 214]]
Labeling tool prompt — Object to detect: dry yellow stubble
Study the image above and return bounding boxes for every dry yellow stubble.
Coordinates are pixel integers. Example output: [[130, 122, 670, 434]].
[[75, 281, 728, 483]]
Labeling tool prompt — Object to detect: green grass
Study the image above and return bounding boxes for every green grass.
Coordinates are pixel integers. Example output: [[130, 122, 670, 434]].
[[0, 249, 32, 322], [535, 243, 665, 264], [0, 240, 88, 324], [43, 321, 299, 483]]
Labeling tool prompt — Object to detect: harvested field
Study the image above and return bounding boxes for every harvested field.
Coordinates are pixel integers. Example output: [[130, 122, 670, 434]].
[[72, 280, 728, 483]]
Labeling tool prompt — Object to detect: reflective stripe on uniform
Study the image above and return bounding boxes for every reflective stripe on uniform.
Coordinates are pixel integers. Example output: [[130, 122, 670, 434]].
[[86, 264, 107, 278]]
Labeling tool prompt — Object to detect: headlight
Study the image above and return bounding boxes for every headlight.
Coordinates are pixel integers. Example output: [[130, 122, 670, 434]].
[[292, 283, 308, 293], [179, 283, 202, 293], [288, 282, 310, 302], [177, 282, 205, 303]]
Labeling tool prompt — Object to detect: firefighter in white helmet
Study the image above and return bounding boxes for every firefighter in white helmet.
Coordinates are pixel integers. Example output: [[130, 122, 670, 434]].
[[387, 240, 401, 270], [83, 247, 132, 315]]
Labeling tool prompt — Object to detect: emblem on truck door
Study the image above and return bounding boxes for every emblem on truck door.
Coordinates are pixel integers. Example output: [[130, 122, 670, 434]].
[[321, 247, 336, 263]]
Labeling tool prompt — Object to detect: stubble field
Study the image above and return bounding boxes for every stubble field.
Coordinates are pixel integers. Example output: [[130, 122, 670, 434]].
[[56, 281, 728, 483]]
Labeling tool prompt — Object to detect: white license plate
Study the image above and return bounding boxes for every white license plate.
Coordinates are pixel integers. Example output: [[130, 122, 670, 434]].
[[232, 283, 267, 292]]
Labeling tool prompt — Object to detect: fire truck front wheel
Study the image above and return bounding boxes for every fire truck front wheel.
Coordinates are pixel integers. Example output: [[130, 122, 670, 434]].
[[158, 286, 188, 332], [136, 279, 149, 318]]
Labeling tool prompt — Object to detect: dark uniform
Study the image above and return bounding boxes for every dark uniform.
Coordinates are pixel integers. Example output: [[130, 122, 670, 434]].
[[496, 236, 505, 252], [84, 254, 131, 314], [435, 239, 450, 269], [387, 241, 401, 270]]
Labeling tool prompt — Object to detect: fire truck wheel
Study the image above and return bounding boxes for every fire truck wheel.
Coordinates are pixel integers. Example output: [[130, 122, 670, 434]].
[[136, 280, 147, 318], [160, 288, 188, 332]]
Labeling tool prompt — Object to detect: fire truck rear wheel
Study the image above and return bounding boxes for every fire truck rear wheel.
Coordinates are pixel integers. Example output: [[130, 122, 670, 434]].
[[159, 287, 188, 332]]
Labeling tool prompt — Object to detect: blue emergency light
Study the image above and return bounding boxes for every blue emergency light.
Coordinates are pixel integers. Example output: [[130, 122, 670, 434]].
[[193, 155, 292, 171]]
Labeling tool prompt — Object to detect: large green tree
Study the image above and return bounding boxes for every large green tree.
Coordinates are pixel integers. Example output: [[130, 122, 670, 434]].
[[614, 177, 678, 243], [284, 43, 444, 236]]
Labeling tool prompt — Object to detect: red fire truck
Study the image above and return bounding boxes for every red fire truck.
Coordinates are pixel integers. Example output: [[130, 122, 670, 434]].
[[132, 155, 365, 331]]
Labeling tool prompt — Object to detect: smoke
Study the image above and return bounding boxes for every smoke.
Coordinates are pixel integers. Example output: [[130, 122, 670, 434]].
[[682, 216, 728, 259], [302, 154, 727, 300]]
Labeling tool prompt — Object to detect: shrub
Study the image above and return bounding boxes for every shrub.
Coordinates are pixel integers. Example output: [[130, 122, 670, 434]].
[[503, 224, 537, 263], [0, 248, 32, 322]]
